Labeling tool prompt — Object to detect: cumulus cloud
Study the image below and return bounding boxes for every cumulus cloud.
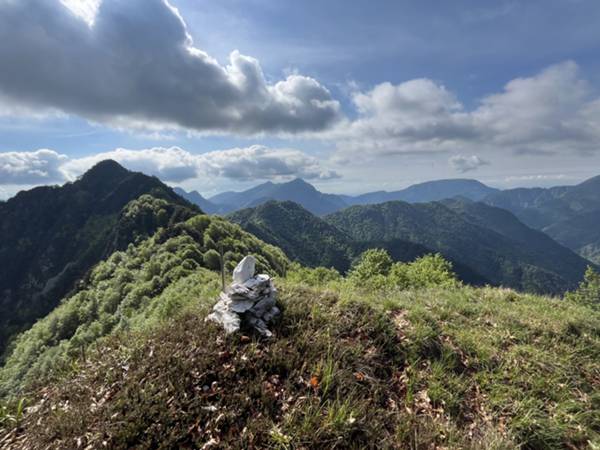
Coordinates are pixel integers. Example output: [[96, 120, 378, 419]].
[[0, 0, 340, 134], [62, 148, 199, 182], [333, 61, 600, 159], [0, 146, 338, 186], [199, 145, 339, 181], [0, 149, 69, 184], [449, 155, 489, 173]]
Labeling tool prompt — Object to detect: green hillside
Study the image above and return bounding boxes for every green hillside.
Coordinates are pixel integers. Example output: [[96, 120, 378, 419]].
[[0, 160, 199, 358], [228, 200, 356, 272], [229, 200, 489, 285], [1, 168, 599, 449], [1, 252, 599, 449], [483, 176, 600, 264], [326, 201, 592, 294], [0, 213, 287, 398]]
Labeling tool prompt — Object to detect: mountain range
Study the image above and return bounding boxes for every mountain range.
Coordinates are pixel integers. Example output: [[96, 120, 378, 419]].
[[2, 160, 598, 355], [341, 178, 499, 205], [1, 160, 598, 449], [484, 175, 600, 263], [207, 178, 348, 215], [178, 178, 501, 216], [230, 199, 592, 295], [179, 174, 600, 265]]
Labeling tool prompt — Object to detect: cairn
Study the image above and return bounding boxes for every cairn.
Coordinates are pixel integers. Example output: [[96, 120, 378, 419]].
[[207, 255, 280, 337]]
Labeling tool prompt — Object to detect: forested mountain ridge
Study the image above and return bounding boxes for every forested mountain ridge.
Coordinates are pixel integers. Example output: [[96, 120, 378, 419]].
[[483, 175, 600, 263], [325, 200, 593, 294], [0, 213, 287, 397], [228, 201, 489, 285], [1, 171, 599, 448], [0, 160, 199, 358], [544, 209, 600, 264], [441, 198, 596, 272], [228, 200, 355, 272]]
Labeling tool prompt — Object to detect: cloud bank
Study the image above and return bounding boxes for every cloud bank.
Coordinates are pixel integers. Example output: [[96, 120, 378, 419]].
[[0, 146, 338, 186], [0, 149, 69, 185], [0, 0, 340, 134], [333, 61, 600, 158]]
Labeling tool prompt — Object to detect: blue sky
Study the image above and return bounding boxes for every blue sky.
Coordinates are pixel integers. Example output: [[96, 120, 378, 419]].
[[1, 0, 600, 198]]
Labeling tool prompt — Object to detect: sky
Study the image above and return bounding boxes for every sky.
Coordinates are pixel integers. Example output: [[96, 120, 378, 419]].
[[1, 0, 600, 199]]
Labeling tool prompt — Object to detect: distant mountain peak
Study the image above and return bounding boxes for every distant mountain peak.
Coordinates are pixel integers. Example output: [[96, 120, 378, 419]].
[[82, 159, 128, 177], [207, 178, 347, 216], [287, 177, 310, 185], [78, 160, 131, 189]]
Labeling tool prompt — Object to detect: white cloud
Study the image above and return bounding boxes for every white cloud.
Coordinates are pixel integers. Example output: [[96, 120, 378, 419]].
[[449, 154, 489, 173], [1, 146, 338, 187], [199, 145, 339, 181], [0, 149, 69, 184], [473, 61, 594, 150], [62, 147, 199, 182], [333, 61, 600, 160], [60, 0, 101, 26], [0, 0, 340, 134]]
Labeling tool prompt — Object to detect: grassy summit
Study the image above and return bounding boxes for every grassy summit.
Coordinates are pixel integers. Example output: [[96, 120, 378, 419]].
[[1, 261, 599, 449]]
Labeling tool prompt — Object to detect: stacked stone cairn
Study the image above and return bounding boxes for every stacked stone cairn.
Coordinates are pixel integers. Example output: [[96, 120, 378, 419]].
[[207, 255, 280, 337]]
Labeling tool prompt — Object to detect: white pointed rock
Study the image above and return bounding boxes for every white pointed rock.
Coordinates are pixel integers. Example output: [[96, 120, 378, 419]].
[[232, 255, 256, 284]]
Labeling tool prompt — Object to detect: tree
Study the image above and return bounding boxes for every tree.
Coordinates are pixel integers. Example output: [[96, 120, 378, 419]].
[[203, 249, 221, 271], [397, 253, 458, 289], [566, 266, 600, 308], [349, 249, 393, 282]]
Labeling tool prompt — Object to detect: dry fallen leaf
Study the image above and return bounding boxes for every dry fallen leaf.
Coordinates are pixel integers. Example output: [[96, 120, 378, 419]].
[[310, 376, 319, 389]]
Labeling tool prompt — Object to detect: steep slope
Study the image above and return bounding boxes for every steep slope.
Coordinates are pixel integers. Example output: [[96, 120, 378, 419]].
[[442, 198, 595, 273], [483, 175, 600, 263], [483, 186, 573, 229], [0, 214, 287, 396], [325, 201, 590, 294], [544, 209, 600, 264], [483, 175, 600, 228], [347, 179, 499, 205], [173, 187, 221, 214], [228, 201, 488, 284], [209, 178, 348, 215], [228, 201, 355, 272], [0, 160, 199, 357]]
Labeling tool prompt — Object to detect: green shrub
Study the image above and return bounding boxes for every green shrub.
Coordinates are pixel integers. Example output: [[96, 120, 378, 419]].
[[347, 250, 458, 291], [390, 253, 459, 289], [203, 249, 221, 270], [349, 249, 393, 281], [566, 266, 600, 309], [286, 263, 342, 286]]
